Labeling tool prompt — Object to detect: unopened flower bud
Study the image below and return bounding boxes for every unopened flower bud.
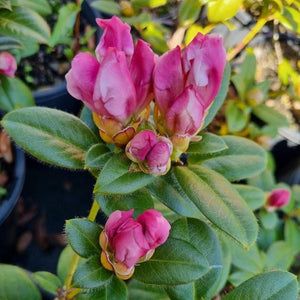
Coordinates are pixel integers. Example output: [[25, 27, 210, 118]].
[[265, 188, 290, 212], [0, 52, 17, 78]]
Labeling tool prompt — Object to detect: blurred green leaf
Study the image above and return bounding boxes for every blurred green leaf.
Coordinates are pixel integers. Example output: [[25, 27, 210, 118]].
[[128, 280, 169, 300], [132, 0, 167, 8], [12, 0, 52, 16], [284, 219, 300, 255], [0, 0, 12, 10], [32, 272, 61, 295], [91, 0, 121, 15], [275, 6, 300, 33], [0, 265, 41, 300], [207, 0, 242, 23], [178, 0, 202, 27], [259, 210, 278, 230], [0, 36, 23, 51], [85, 144, 112, 169], [0, 75, 34, 111]]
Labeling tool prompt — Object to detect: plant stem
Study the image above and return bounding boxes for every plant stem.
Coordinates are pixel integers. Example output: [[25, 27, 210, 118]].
[[227, 17, 271, 61], [73, 0, 81, 54], [64, 199, 100, 299]]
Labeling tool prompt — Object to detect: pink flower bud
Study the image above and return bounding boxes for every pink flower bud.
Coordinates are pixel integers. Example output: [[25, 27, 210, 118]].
[[0, 52, 17, 78], [126, 130, 173, 175], [153, 33, 226, 158], [137, 209, 171, 248], [65, 17, 155, 145], [266, 188, 291, 211], [100, 209, 170, 280]]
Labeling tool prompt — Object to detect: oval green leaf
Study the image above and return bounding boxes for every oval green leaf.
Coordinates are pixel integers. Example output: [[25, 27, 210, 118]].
[[85, 144, 112, 169], [201, 135, 267, 181], [32, 272, 61, 295], [66, 218, 102, 258], [223, 271, 298, 300], [2, 107, 98, 169], [94, 153, 156, 195], [0, 264, 41, 300]]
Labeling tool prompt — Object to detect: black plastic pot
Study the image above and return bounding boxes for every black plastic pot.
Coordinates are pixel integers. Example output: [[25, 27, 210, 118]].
[[33, 0, 103, 115], [0, 145, 26, 226]]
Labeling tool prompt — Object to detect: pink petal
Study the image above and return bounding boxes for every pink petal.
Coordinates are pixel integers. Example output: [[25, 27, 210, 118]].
[[153, 46, 184, 115], [93, 48, 136, 123], [137, 209, 170, 249], [130, 40, 155, 114], [183, 33, 226, 108], [0, 52, 17, 77], [95, 16, 134, 62], [268, 189, 291, 208], [65, 52, 100, 111], [165, 86, 205, 135]]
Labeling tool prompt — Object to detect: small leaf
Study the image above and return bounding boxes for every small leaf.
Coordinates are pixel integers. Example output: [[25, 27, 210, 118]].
[[13, 0, 52, 16], [234, 184, 266, 211], [0, 75, 35, 112], [73, 256, 112, 289], [96, 189, 154, 218], [91, 0, 121, 15], [2, 107, 98, 169], [0, 36, 23, 51], [203, 63, 231, 128], [133, 237, 210, 285], [50, 2, 80, 47], [132, 0, 167, 8], [207, 0, 243, 23], [165, 283, 194, 300], [0, 6, 50, 44], [187, 132, 228, 164], [32, 272, 61, 294], [66, 218, 102, 258], [178, 0, 202, 27], [225, 100, 250, 132], [284, 219, 300, 255], [57, 246, 78, 282], [265, 241, 294, 271], [80, 106, 101, 138], [94, 153, 155, 194], [85, 144, 112, 169], [0, 264, 41, 300], [223, 271, 298, 300], [252, 104, 289, 128], [259, 210, 278, 230], [0, 0, 12, 10], [201, 135, 267, 181]]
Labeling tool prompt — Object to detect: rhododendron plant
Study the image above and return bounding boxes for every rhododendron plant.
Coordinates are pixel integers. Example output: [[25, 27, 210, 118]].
[[0, 52, 17, 78], [100, 209, 170, 279], [265, 188, 291, 212]]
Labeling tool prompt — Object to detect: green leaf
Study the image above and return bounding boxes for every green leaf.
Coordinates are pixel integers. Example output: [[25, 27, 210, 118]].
[[234, 184, 266, 210], [201, 135, 267, 181], [80, 106, 101, 138], [0, 76, 35, 112], [85, 144, 112, 169], [223, 271, 298, 300], [132, 0, 167, 8], [178, 0, 202, 27], [231, 51, 256, 100], [0, 0, 12, 10], [94, 153, 155, 194], [0, 36, 23, 51], [50, 2, 80, 47], [57, 246, 78, 282], [91, 0, 121, 15], [96, 189, 154, 218], [168, 218, 223, 299], [12, 0, 52, 16], [149, 165, 258, 248], [32, 272, 61, 295], [0, 6, 50, 44], [207, 0, 243, 22], [84, 276, 128, 300], [284, 219, 300, 255], [0, 264, 41, 300], [128, 280, 169, 300], [252, 104, 289, 128], [229, 270, 256, 287], [2, 107, 99, 169], [73, 256, 112, 289], [164, 283, 194, 300], [133, 237, 210, 285], [66, 218, 102, 258], [225, 100, 250, 132], [265, 241, 294, 271], [203, 63, 231, 128], [259, 210, 278, 230], [187, 132, 228, 164]]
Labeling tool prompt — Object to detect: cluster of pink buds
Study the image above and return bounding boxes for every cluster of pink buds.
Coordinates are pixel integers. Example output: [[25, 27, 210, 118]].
[[0, 52, 17, 80], [66, 16, 226, 174], [99, 209, 170, 279]]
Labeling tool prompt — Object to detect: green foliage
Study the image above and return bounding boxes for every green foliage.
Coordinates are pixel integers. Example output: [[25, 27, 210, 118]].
[[0, 264, 41, 300], [178, 0, 202, 27], [91, 0, 121, 15], [0, 75, 35, 111], [0, 36, 22, 51], [148, 166, 258, 248], [2, 107, 98, 169], [11, 0, 52, 16], [224, 271, 298, 300], [207, 0, 243, 23], [66, 218, 102, 258], [32, 272, 61, 295], [94, 152, 155, 194]]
